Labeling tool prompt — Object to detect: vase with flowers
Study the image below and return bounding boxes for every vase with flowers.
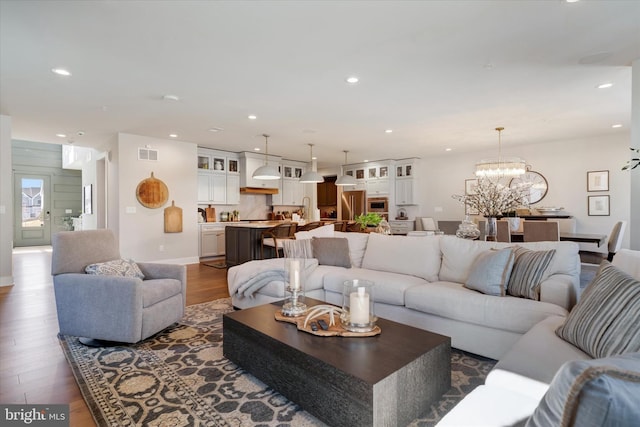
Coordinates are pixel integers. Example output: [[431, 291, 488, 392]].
[[453, 178, 530, 241]]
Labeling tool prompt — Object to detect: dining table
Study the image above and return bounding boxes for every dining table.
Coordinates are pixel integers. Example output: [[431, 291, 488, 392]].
[[510, 232, 607, 247]]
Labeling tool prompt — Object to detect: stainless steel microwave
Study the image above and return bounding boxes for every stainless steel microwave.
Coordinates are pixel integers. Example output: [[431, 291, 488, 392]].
[[367, 197, 388, 213]]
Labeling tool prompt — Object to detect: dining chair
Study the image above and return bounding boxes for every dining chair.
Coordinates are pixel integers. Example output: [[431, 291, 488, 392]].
[[580, 221, 627, 264], [479, 220, 511, 242], [436, 220, 462, 235], [417, 217, 438, 231], [261, 222, 297, 259], [297, 221, 323, 232], [549, 218, 576, 233], [523, 221, 560, 242], [332, 220, 348, 232], [496, 220, 511, 243]]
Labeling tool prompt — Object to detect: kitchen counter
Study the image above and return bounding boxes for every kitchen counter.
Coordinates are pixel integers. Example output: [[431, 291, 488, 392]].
[[225, 221, 292, 229]]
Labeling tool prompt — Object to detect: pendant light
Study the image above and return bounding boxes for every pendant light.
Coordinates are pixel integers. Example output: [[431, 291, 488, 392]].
[[252, 134, 281, 180], [475, 127, 526, 178], [335, 150, 357, 186], [298, 144, 324, 183]]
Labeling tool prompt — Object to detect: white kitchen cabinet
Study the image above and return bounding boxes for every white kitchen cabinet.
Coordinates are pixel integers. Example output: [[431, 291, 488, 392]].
[[394, 158, 419, 205], [395, 178, 416, 205], [197, 171, 226, 204], [269, 179, 283, 205], [226, 174, 240, 205], [366, 178, 390, 195], [200, 224, 225, 257], [282, 179, 305, 205]]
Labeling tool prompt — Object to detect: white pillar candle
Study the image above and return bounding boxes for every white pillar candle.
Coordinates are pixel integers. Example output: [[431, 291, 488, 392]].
[[349, 287, 369, 324], [289, 260, 300, 291]]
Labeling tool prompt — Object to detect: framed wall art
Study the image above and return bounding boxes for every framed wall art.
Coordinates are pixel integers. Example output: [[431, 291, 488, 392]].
[[587, 170, 609, 192], [588, 195, 610, 216], [464, 179, 479, 215], [465, 179, 478, 195]]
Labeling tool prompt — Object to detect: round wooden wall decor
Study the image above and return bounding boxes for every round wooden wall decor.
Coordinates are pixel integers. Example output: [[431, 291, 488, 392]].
[[136, 172, 169, 208]]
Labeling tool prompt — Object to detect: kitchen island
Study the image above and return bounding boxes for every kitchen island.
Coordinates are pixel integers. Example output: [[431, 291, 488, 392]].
[[225, 221, 293, 267]]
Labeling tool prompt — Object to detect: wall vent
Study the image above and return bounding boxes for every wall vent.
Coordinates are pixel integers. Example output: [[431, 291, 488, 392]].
[[138, 147, 159, 161]]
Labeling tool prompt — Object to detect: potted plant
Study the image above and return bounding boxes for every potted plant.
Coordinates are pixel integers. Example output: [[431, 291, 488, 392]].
[[355, 212, 384, 231]]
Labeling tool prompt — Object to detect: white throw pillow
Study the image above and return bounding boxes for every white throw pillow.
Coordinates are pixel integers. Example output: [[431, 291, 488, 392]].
[[439, 236, 500, 283], [361, 233, 441, 282], [294, 223, 334, 240], [335, 231, 369, 268]]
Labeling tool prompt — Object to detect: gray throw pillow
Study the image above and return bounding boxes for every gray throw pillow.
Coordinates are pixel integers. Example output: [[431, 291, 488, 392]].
[[85, 259, 145, 279], [507, 247, 555, 300], [555, 261, 640, 359], [526, 353, 640, 427], [464, 248, 515, 296], [311, 237, 351, 268]]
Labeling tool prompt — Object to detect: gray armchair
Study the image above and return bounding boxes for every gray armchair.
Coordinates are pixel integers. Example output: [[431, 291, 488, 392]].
[[51, 229, 186, 344]]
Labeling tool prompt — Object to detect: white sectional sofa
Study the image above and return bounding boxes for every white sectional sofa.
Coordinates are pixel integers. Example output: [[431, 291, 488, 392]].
[[228, 227, 581, 360], [437, 248, 640, 426], [229, 229, 640, 424]]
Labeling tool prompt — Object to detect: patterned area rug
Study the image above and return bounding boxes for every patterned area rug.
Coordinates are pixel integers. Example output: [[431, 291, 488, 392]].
[[59, 298, 496, 427]]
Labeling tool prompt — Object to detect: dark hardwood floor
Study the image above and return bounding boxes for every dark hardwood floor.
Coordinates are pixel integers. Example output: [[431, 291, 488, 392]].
[[0, 247, 230, 427]]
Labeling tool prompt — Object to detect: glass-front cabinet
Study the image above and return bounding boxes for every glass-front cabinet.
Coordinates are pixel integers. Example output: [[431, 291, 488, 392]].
[[395, 158, 418, 205], [198, 148, 240, 204]]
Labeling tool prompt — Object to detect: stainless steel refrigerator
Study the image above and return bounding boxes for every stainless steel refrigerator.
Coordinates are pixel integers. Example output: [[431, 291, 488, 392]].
[[341, 190, 366, 221]]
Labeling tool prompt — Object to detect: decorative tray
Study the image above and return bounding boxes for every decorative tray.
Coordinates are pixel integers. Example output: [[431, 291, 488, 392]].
[[274, 310, 381, 337]]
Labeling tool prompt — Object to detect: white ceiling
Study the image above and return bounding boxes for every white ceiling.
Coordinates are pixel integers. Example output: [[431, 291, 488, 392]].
[[1, 0, 639, 168]]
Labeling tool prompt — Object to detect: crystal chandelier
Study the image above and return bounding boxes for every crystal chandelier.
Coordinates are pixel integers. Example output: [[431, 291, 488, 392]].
[[475, 127, 526, 178]]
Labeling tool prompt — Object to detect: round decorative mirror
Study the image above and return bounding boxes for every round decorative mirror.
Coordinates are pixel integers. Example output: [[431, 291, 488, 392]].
[[509, 170, 548, 205]]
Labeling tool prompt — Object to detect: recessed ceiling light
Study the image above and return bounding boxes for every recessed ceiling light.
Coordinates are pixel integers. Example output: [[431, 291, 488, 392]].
[[566, 0, 580, 3], [162, 94, 180, 101], [169, 134, 178, 138], [248, 115, 257, 120], [254, 147, 261, 151], [445, 148, 452, 152], [612, 124, 623, 128], [363, 160, 369, 163], [385, 129, 393, 133], [51, 68, 71, 76], [345, 76, 359, 84], [56, 133, 67, 138], [208, 127, 224, 132], [597, 83, 613, 89]]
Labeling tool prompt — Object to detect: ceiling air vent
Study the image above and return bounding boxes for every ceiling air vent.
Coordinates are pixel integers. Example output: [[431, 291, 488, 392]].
[[138, 147, 159, 161]]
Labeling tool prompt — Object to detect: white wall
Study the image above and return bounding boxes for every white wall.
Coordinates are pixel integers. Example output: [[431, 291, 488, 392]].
[[631, 58, 640, 250], [116, 133, 198, 264], [0, 115, 13, 286], [415, 133, 631, 249]]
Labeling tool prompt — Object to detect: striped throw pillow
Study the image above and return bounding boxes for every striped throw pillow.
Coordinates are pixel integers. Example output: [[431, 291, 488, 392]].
[[507, 247, 556, 300], [282, 239, 313, 259], [555, 262, 640, 359]]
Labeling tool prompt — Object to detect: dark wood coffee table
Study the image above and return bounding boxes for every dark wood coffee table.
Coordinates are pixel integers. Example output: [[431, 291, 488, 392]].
[[223, 298, 451, 427]]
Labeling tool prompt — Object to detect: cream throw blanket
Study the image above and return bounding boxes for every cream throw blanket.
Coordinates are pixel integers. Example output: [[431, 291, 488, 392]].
[[228, 258, 319, 298]]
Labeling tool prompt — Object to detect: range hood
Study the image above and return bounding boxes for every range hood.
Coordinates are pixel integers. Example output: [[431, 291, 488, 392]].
[[240, 187, 279, 195]]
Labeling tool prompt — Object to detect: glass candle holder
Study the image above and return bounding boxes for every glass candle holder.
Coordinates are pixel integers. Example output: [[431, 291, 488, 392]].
[[341, 279, 376, 332], [282, 258, 307, 317]]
